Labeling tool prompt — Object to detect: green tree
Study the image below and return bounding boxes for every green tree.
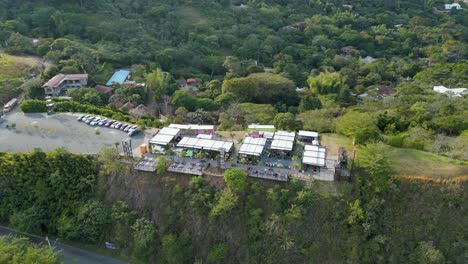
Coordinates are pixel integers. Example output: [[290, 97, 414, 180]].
[[146, 68, 175, 100], [19, 99, 48, 113], [221, 77, 257, 102], [162, 230, 193, 264], [409, 241, 445, 264], [132, 217, 157, 262], [298, 94, 322, 112], [208, 243, 228, 263], [0, 236, 60, 264], [156, 156, 168, 175], [273, 112, 299, 131], [74, 200, 110, 243], [357, 142, 393, 193], [307, 72, 344, 95], [336, 111, 380, 144], [110, 201, 136, 251], [224, 168, 247, 192], [69, 88, 104, 106], [210, 189, 239, 220]]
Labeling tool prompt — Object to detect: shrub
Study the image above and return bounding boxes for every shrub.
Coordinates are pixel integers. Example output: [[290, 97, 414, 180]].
[[19, 99, 48, 113], [55, 101, 131, 122]]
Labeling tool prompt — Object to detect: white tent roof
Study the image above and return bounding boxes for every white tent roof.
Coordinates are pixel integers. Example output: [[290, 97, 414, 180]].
[[177, 137, 233, 152], [169, 124, 214, 130], [159, 127, 180, 136], [149, 134, 175, 146], [248, 124, 275, 130], [298, 130, 319, 138], [270, 139, 294, 151], [149, 127, 180, 146], [273, 130, 296, 141], [239, 137, 267, 156], [197, 134, 213, 139], [302, 145, 326, 166]]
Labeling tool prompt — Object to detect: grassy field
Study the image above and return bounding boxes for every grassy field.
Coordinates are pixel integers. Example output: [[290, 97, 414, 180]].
[[0, 53, 43, 79], [321, 133, 467, 179], [0, 53, 44, 104]]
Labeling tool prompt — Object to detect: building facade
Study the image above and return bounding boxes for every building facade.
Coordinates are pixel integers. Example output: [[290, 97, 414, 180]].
[[42, 74, 88, 96]]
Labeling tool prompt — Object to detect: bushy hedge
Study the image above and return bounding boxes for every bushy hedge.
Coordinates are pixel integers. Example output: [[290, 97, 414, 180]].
[[19, 99, 48, 113], [55, 101, 132, 122]]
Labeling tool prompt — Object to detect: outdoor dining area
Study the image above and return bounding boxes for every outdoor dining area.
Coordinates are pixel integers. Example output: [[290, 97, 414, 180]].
[[167, 159, 206, 176]]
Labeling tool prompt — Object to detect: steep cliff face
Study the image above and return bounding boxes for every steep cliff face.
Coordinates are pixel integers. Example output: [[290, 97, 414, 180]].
[[98, 164, 466, 263]]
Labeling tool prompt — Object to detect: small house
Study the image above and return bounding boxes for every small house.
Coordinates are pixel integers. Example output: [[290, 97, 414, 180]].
[[121, 101, 135, 110], [95, 85, 113, 96]]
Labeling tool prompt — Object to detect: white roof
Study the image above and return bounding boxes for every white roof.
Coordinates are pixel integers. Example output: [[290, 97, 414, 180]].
[[270, 139, 294, 151], [197, 134, 213, 139], [433, 86, 467, 97], [239, 137, 267, 156], [177, 137, 233, 152], [148, 127, 180, 146], [303, 145, 326, 166], [302, 156, 326, 167], [298, 130, 319, 138], [248, 124, 275, 130], [159, 127, 180, 136], [243, 137, 267, 145], [169, 124, 214, 130], [149, 134, 175, 146], [273, 131, 296, 141]]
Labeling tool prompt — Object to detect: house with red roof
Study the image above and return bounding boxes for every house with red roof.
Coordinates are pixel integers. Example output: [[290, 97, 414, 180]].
[[95, 85, 113, 96], [121, 101, 135, 110]]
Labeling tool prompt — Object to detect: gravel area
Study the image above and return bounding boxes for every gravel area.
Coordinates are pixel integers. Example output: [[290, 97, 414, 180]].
[[0, 110, 145, 154]]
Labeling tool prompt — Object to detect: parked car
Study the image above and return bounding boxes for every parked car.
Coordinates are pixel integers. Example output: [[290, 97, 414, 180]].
[[120, 124, 128, 131], [98, 118, 108, 126], [128, 128, 139, 137], [77, 114, 86, 121], [114, 123, 122, 129], [84, 116, 95, 124], [90, 118, 101, 126], [105, 120, 115, 127], [124, 125, 131, 132]]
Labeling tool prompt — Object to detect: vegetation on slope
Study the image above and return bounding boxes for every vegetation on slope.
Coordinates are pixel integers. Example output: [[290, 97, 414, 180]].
[[0, 147, 465, 263]]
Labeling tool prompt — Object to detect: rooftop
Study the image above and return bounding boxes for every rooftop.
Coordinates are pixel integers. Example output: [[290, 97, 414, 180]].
[[169, 124, 215, 131], [177, 137, 233, 152], [43, 74, 89, 88], [95, 85, 113, 95], [106, 70, 130, 86], [149, 127, 181, 146], [248, 124, 276, 130], [298, 130, 319, 138], [239, 137, 267, 156], [302, 145, 326, 167]]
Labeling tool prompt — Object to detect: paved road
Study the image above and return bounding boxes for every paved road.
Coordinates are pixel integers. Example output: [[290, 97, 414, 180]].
[[0, 225, 126, 264], [0, 109, 145, 154]]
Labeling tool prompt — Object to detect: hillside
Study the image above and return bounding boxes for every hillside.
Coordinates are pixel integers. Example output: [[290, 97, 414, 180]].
[[0, 149, 465, 263], [0, 1, 466, 263]]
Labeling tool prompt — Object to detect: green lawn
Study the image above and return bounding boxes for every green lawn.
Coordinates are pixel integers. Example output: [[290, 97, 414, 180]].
[[321, 133, 467, 178]]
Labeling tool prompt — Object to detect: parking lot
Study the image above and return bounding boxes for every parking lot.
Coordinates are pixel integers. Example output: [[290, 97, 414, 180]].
[[0, 110, 145, 154]]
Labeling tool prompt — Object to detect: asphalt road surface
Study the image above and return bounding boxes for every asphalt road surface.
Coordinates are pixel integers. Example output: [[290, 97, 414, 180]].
[[0, 109, 145, 154], [0, 225, 126, 264]]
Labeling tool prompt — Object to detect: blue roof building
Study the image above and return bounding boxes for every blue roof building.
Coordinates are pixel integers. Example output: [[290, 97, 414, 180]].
[[106, 70, 130, 86]]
